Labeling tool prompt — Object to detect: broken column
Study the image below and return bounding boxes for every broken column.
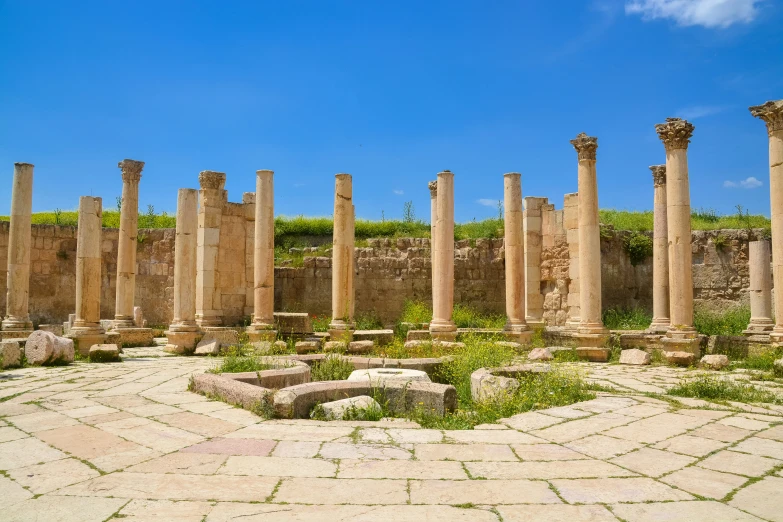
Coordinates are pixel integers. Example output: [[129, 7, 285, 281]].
[[165, 189, 201, 353], [749, 100, 783, 344], [1, 163, 34, 339], [524, 196, 547, 329], [67, 196, 106, 354], [329, 173, 355, 342], [655, 117, 699, 354], [649, 165, 670, 333], [429, 170, 457, 340], [744, 240, 774, 335], [247, 170, 277, 341], [195, 171, 226, 328], [570, 133, 609, 361], [503, 173, 532, 344]]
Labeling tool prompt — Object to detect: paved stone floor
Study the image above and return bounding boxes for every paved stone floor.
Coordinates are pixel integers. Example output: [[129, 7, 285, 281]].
[[1, 348, 782, 521]]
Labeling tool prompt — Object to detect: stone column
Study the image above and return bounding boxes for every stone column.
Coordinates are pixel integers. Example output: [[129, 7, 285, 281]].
[[68, 197, 106, 354], [503, 173, 532, 343], [428, 180, 438, 314], [2, 163, 34, 337], [744, 240, 774, 335], [429, 170, 457, 340], [113, 159, 144, 328], [524, 196, 547, 329], [195, 171, 226, 327], [649, 165, 670, 333], [329, 174, 355, 342], [563, 193, 581, 330], [570, 133, 609, 361], [656, 117, 699, 354], [165, 189, 200, 353], [247, 170, 277, 341], [750, 100, 783, 344]]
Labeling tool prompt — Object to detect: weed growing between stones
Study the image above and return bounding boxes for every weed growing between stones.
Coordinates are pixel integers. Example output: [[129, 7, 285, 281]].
[[311, 315, 330, 332], [207, 346, 277, 374], [730, 348, 783, 372], [694, 305, 751, 336], [310, 354, 354, 381], [667, 375, 781, 404], [451, 304, 506, 329]]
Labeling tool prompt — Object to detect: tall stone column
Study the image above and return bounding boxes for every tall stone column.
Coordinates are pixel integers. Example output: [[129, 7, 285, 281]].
[[744, 240, 774, 335], [649, 165, 670, 333], [247, 170, 277, 341], [656, 117, 699, 354], [196, 171, 226, 327], [329, 174, 355, 342], [428, 180, 438, 313], [503, 173, 532, 343], [165, 189, 201, 353], [2, 163, 34, 338], [750, 100, 783, 344], [524, 196, 547, 329], [429, 170, 457, 340], [113, 159, 144, 328], [570, 133, 609, 361], [68, 197, 106, 354]]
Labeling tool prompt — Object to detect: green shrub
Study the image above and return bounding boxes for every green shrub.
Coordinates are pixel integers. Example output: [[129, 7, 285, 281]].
[[452, 304, 506, 329], [623, 232, 653, 266], [311, 354, 354, 381], [355, 313, 384, 331], [731, 348, 783, 371], [602, 307, 652, 330], [668, 375, 779, 404], [311, 315, 330, 332], [693, 305, 750, 336], [208, 346, 276, 374], [399, 300, 432, 325]]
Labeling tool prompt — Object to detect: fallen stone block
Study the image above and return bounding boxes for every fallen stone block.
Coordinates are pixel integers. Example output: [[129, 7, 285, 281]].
[[700, 354, 729, 370], [190, 373, 273, 412], [323, 341, 347, 353], [195, 339, 220, 356], [317, 395, 381, 420], [528, 347, 554, 361], [25, 330, 74, 365], [296, 340, 322, 354], [348, 340, 374, 354], [348, 368, 431, 386], [619, 348, 651, 366], [89, 344, 121, 363], [664, 351, 696, 366], [0, 340, 21, 369], [250, 340, 288, 354]]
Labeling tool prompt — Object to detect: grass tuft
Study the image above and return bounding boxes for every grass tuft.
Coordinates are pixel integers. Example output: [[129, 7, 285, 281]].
[[668, 375, 780, 404], [311, 354, 355, 381]]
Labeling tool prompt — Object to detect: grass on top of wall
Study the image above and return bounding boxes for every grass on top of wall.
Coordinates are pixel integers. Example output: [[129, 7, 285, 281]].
[[599, 207, 770, 233]]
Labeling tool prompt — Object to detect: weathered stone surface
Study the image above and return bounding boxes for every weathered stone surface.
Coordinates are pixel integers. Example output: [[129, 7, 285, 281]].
[[528, 347, 554, 361], [250, 340, 288, 354], [194, 339, 220, 356], [25, 330, 74, 365], [37, 324, 63, 336], [772, 358, 783, 377], [89, 344, 121, 362], [619, 348, 651, 366], [348, 368, 431, 386], [406, 330, 431, 341], [274, 312, 313, 335], [0, 340, 21, 368], [323, 341, 346, 353], [701, 354, 729, 370], [664, 350, 696, 366], [348, 340, 374, 353], [189, 373, 273, 411], [297, 340, 322, 353], [353, 329, 394, 345], [471, 364, 550, 402], [317, 395, 381, 420]]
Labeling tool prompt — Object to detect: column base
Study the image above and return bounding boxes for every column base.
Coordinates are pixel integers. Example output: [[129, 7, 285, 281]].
[[572, 328, 610, 362], [328, 328, 354, 343], [564, 318, 581, 331], [1, 319, 33, 331], [769, 329, 783, 347], [430, 331, 458, 342], [246, 325, 277, 342], [111, 318, 135, 330], [67, 330, 107, 356], [164, 330, 202, 354], [661, 330, 701, 357], [0, 330, 33, 341], [647, 319, 670, 334], [195, 316, 223, 328], [504, 330, 533, 345], [524, 319, 546, 331], [112, 328, 155, 348], [743, 320, 775, 336], [429, 320, 457, 339]]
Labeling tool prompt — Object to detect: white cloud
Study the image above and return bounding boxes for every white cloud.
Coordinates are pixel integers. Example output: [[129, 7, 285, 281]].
[[393, 189, 404, 195], [676, 105, 725, 119], [724, 176, 762, 189], [625, 0, 760, 28], [477, 198, 500, 207]]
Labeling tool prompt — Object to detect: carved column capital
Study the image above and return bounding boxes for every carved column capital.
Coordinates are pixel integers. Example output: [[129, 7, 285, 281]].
[[118, 159, 144, 183], [428, 180, 437, 198], [750, 100, 783, 136], [198, 170, 226, 190], [570, 133, 598, 160], [655, 118, 695, 151], [650, 165, 666, 187]]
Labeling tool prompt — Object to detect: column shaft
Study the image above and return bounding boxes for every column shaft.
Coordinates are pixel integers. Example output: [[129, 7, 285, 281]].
[[172, 189, 199, 328], [429, 170, 457, 338], [195, 171, 226, 327], [503, 173, 527, 332], [650, 165, 670, 331], [3, 163, 34, 331], [523, 196, 546, 327], [248, 170, 276, 339], [329, 174, 355, 339], [114, 159, 144, 328], [746, 240, 774, 333]]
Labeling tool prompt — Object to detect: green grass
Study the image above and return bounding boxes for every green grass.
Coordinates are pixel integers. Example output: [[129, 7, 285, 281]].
[[452, 304, 506, 329], [694, 305, 751, 336], [311, 315, 330, 332], [602, 307, 652, 330], [668, 375, 780, 404], [731, 348, 783, 372], [600, 208, 770, 232], [398, 300, 433, 325], [310, 354, 355, 381], [207, 346, 277, 374]]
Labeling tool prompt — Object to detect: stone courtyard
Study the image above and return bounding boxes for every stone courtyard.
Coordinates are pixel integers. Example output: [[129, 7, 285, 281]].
[[0, 348, 781, 521]]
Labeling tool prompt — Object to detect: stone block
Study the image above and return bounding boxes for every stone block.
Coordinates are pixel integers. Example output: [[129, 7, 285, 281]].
[[348, 368, 430, 386], [576, 347, 611, 362], [348, 340, 374, 354], [471, 364, 550, 402], [0, 340, 21, 368], [317, 395, 381, 420], [274, 312, 313, 336], [114, 327, 154, 348], [201, 328, 240, 346], [773, 358, 783, 377], [528, 348, 554, 361], [251, 340, 288, 354], [664, 351, 696, 366], [406, 330, 430, 341], [353, 329, 394, 345], [323, 341, 347, 353], [296, 340, 322, 354], [89, 344, 121, 363], [700, 354, 729, 370], [195, 339, 220, 356], [25, 330, 74, 365], [190, 373, 273, 411], [619, 349, 651, 366]]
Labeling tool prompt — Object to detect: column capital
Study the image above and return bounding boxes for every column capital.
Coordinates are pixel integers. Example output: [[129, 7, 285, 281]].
[[428, 180, 437, 198], [118, 159, 144, 183], [649, 165, 666, 187], [198, 170, 226, 190], [570, 133, 598, 160], [749, 100, 783, 136], [655, 118, 694, 151], [256, 169, 274, 177]]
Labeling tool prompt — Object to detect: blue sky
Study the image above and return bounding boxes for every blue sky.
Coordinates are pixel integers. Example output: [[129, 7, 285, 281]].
[[1, 0, 781, 222]]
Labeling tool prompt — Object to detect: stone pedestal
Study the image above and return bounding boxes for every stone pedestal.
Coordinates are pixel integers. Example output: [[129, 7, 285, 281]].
[[67, 196, 106, 355], [2, 162, 34, 333], [750, 100, 783, 345], [429, 171, 457, 339], [165, 188, 200, 354], [503, 173, 532, 344], [656, 118, 700, 356], [745, 241, 774, 335], [649, 165, 670, 333], [524, 196, 547, 330], [113, 328, 154, 348], [570, 133, 609, 358], [113, 159, 144, 329], [247, 170, 277, 341], [195, 171, 226, 327], [329, 174, 355, 342]]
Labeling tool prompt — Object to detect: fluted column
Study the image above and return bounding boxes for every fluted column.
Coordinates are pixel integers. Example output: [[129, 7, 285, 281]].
[[750, 100, 783, 344], [429, 170, 457, 340], [656, 117, 699, 353], [247, 170, 277, 341], [68, 197, 106, 353], [503, 173, 531, 343], [649, 165, 670, 332], [744, 240, 774, 335], [195, 171, 226, 327], [165, 189, 200, 353], [113, 159, 144, 328], [571, 133, 609, 360], [329, 174, 355, 342], [2, 163, 34, 333]]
